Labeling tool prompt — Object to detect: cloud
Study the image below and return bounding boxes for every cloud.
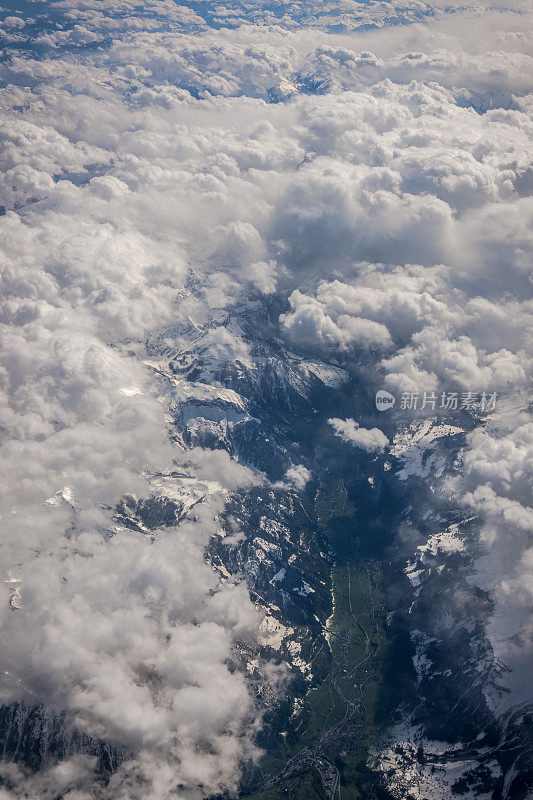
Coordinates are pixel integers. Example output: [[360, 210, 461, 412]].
[[0, 755, 99, 800], [447, 413, 533, 701], [328, 418, 389, 451], [277, 464, 312, 490], [281, 288, 392, 350]]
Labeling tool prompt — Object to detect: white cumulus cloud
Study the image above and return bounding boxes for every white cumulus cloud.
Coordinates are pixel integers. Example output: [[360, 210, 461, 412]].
[[328, 418, 389, 451]]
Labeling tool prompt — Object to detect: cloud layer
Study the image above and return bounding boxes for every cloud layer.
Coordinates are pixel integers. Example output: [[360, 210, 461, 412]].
[[0, 0, 531, 796]]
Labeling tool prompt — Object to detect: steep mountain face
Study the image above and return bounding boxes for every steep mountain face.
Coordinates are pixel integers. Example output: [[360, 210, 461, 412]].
[[5, 289, 529, 799], [150, 293, 533, 800]]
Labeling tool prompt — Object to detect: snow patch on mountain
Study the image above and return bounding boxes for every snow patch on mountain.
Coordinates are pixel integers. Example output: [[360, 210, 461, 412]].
[[391, 419, 464, 480], [371, 719, 502, 800]]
